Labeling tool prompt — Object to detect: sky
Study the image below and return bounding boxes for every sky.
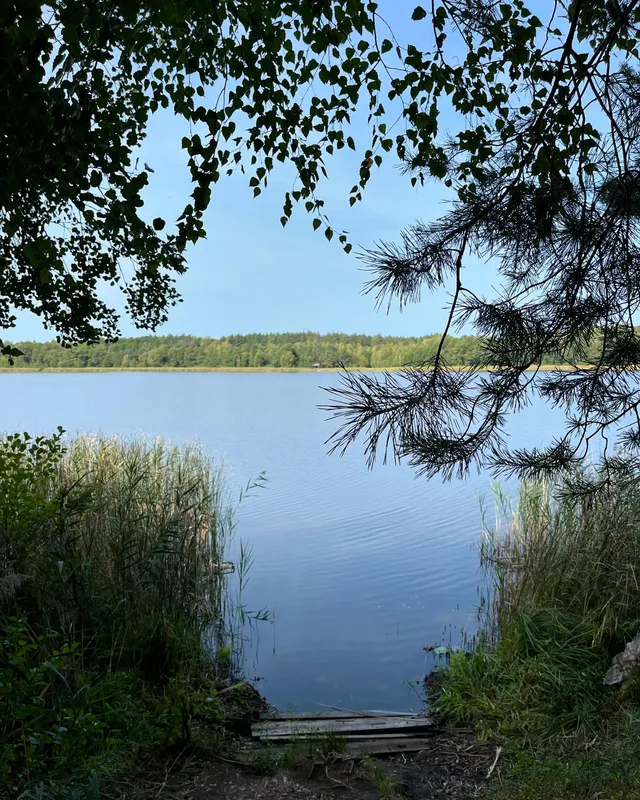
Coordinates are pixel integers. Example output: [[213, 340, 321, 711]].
[[12, 1, 512, 343]]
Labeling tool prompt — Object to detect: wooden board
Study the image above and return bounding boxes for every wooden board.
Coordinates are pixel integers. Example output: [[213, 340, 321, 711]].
[[252, 716, 435, 740], [344, 738, 435, 756], [260, 710, 416, 721], [251, 732, 440, 745], [327, 731, 441, 740], [248, 735, 439, 756]]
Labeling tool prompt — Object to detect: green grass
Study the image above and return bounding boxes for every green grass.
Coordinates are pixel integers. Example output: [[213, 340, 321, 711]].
[[434, 478, 640, 797], [247, 733, 347, 776], [0, 431, 257, 797], [490, 716, 640, 800], [363, 756, 401, 799]]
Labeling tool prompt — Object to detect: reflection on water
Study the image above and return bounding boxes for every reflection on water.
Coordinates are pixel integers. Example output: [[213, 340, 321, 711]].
[[0, 371, 565, 711]]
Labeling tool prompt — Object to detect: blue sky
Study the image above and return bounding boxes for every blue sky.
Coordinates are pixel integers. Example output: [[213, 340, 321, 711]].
[[14, 1, 504, 342]]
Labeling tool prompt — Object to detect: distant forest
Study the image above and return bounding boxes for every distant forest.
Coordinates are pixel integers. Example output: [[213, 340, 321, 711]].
[[7, 332, 592, 369]]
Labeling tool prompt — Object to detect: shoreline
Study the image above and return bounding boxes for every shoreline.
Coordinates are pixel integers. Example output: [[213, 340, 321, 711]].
[[0, 364, 589, 374]]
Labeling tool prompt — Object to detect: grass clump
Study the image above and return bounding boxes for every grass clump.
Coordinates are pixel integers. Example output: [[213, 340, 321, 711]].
[[489, 716, 640, 800], [363, 756, 401, 799], [0, 430, 257, 797], [434, 478, 640, 796], [248, 732, 348, 776]]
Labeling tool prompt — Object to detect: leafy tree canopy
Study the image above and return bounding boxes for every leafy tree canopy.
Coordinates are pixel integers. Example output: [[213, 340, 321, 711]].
[[5, 332, 490, 369], [6, 331, 606, 369], [3, 0, 640, 482]]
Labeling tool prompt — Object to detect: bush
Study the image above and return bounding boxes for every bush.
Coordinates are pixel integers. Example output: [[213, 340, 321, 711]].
[[0, 431, 244, 795]]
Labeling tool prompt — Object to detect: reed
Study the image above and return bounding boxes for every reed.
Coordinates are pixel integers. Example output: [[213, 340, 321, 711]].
[[482, 479, 640, 648], [0, 431, 259, 794], [436, 476, 640, 744], [0, 432, 238, 672]]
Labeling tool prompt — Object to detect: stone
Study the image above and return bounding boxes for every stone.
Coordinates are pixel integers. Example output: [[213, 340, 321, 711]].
[[603, 633, 640, 685]]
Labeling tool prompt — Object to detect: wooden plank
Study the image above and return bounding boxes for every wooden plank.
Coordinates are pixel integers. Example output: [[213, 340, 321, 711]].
[[252, 716, 435, 740], [260, 710, 414, 721], [344, 738, 435, 756], [248, 735, 440, 756], [330, 731, 442, 740], [251, 732, 440, 744]]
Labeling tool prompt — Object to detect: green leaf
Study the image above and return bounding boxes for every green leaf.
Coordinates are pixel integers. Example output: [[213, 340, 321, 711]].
[[313, 218, 322, 231], [23, 239, 46, 267], [411, 6, 427, 21]]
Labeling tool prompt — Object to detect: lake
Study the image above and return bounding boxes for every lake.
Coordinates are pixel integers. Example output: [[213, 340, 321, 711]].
[[0, 371, 566, 713]]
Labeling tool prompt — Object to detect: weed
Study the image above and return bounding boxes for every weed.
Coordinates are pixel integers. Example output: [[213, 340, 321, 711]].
[[363, 756, 400, 799]]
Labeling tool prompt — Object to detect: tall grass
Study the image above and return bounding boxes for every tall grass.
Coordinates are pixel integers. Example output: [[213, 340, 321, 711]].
[[1, 432, 237, 670], [436, 477, 640, 744], [482, 481, 640, 647], [0, 431, 254, 794]]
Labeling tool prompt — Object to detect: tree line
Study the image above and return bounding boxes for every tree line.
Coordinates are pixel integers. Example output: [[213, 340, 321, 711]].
[[6, 332, 598, 370]]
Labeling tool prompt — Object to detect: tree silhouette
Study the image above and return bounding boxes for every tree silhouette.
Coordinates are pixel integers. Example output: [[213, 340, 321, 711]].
[[324, 1, 640, 486], [4, 1, 640, 481]]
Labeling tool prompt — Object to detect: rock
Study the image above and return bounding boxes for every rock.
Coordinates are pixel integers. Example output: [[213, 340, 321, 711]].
[[603, 633, 640, 685], [603, 663, 627, 686]]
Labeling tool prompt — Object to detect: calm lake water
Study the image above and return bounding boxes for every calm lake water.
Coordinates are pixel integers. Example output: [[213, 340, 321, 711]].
[[0, 372, 566, 712]]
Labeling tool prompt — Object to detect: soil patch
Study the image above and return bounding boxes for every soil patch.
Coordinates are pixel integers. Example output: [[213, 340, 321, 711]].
[[137, 731, 493, 800], [385, 732, 496, 798]]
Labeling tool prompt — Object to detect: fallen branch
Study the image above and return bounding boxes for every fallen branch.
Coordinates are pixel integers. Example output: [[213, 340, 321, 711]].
[[217, 682, 251, 697]]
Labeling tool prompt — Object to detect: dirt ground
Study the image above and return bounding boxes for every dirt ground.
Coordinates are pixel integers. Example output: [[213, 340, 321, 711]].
[[141, 732, 495, 800]]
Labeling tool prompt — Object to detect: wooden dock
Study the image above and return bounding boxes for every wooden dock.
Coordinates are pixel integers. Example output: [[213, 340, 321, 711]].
[[252, 710, 442, 755]]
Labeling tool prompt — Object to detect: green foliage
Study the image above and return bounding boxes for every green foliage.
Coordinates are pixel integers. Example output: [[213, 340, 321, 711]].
[[0, 428, 65, 538], [1, 0, 381, 343], [483, 481, 640, 646], [0, 619, 105, 786], [363, 756, 400, 799], [0, 431, 246, 796], [489, 716, 640, 800], [4, 331, 594, 370], [436, 612, 610, 741], [0, 616, 231, 795], [3, 3, 637, 347], [3, 433, 235, 665], [435, 477, 640, 796]]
